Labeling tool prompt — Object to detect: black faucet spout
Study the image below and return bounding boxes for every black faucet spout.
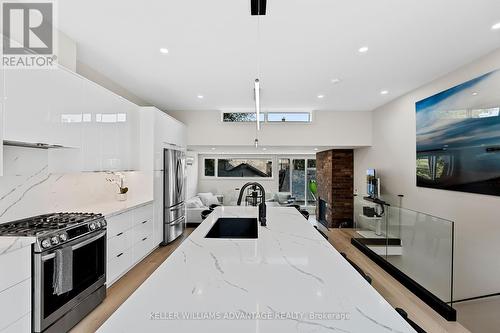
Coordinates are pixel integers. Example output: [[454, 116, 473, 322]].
[[237, 182, 267, 226]]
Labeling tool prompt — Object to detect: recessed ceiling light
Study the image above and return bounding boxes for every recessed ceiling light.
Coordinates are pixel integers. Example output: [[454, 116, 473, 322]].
[[159, 48, 169, 54], [472, 92, 478, 96], [491, 22, 500, 30], [358, 46, 369, 53], [262, 148, 267, 151], [197, 95, 204, 99], [211, 147, 216, 150], [331, 78, 341, 84], [380, 90, 389, 95], [314, 148, 319, 151], [317, 94, 324, 99]]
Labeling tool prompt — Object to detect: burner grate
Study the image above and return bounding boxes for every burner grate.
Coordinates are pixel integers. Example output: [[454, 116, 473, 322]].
[[0, 212, 100, 237]]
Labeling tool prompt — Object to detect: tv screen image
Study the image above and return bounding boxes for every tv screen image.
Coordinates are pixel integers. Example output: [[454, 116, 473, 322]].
[[416, 69, 500, 197], [366, 169, 377, 197]]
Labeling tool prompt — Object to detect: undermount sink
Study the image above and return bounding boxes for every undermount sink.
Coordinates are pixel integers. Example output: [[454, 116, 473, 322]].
[[205, 218, 258, 239]]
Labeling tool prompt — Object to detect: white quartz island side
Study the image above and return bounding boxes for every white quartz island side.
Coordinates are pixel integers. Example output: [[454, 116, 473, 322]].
[[99, 206, 415, 333]]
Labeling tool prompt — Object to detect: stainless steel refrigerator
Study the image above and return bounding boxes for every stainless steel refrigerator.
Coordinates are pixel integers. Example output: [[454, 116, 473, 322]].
[[161, 149, 186, 245]]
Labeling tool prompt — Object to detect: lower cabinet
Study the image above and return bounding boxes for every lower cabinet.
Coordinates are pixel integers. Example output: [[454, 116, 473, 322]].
[[106, 203, 155, 286], [0, 246, 31, 333], [0, 312, 31, 333]]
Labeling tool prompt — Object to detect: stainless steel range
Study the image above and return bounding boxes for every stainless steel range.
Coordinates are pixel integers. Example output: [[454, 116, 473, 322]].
[[0, 213, 107, 333]]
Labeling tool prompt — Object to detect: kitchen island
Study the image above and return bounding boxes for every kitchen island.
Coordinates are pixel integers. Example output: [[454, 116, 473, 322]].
[[98, 206, 414, 332]]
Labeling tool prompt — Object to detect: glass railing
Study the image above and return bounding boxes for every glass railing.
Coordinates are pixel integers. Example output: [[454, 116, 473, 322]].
[[353, 194, 455, 310]]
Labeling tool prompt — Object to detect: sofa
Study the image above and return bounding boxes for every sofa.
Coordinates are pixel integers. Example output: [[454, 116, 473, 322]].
[[186, 193, 220, 224]]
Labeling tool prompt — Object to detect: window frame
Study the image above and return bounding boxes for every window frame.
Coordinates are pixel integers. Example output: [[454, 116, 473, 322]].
[[266, 112, 312, 123], [220, 111, 265, 123], [220, 111, 313, 125], [202, 156, 274, 180]]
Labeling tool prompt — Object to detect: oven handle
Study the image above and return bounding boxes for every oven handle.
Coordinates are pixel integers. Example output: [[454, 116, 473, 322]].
[[41, 230, 106, 261]]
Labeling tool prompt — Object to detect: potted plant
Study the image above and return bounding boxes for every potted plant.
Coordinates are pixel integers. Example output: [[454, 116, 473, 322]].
[[106, 172, 129, 201]]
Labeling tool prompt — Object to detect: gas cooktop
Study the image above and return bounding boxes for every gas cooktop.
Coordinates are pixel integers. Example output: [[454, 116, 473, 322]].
[[0, 212, 106, 252]]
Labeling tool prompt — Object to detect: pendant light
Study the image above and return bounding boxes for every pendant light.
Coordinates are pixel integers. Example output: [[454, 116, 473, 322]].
[[254, 79, 261, 131], [253, 0, 264, 146]]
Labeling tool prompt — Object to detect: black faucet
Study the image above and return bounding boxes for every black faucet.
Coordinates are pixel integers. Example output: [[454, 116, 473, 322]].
[[237, 182, 267, 226]]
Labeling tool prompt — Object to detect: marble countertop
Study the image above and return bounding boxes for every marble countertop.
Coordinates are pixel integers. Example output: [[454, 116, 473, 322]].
[[77, 196, 154, 217], [0, 236, 35, 255], [0, 197, 152, 255], [99, 206, 415, 333]]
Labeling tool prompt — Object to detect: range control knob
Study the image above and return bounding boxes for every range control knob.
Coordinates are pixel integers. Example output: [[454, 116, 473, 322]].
[[89, 223, 96, 231], [51, 236, 59, 245], [100, 220, 107, 227], [95, 221, 101, 229], [59, 234, 68, 242], [41, 238, 51, 249]]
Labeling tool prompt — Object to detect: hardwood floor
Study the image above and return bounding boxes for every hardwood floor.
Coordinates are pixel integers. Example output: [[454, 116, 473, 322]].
[[327, 228, 470, 333], [71, 227, 469, 333], [70, 228, 194, 333]]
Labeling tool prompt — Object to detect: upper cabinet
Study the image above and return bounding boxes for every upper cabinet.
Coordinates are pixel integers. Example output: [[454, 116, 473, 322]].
[[139, 107, 186, 171], [0, 67, 4, 176], [155, 109, 187, 149], [3, 66, 139, 172]]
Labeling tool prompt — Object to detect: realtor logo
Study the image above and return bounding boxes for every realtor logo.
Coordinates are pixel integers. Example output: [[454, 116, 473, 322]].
[[2, 1, 57, 68]]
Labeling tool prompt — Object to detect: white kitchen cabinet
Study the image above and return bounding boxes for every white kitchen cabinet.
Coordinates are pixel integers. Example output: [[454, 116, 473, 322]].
[[138, 107, 186, 246], [4, 68, 84, 148], [4, 69, 53, 145], [0, 278, 31, 332], [3, 66, 140, 173], [0, 312, 30, 333], [0, 246, 31, 333], [139, 106, 187, 172], [155, 109, 187, 148], [80, 76, 139, 172], [0, 247, 31, 293], [0, 66, 4, 176], [106, 203, 154, 286]]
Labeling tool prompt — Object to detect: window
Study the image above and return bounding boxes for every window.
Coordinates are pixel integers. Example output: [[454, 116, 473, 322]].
[[222, 112, 265, 122], [292, 159, 306, 202], [222, 112, 312, 123], [217, 159, 272, 178], [278, 158, 316, 207], [204, 159, 215, 176], [278, 159, 290, 192], [267, 112, 311, 123]]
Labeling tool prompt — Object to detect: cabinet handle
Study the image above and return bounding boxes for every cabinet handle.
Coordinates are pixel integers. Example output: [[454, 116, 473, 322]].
[[141, 220, 148, 224], [142, 237, 148, 242], [116, 232, 124, 237], [117, 252, 124, 258]]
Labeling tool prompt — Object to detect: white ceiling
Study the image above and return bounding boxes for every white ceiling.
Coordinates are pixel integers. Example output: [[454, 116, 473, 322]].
[[58, 0, 500, 112]]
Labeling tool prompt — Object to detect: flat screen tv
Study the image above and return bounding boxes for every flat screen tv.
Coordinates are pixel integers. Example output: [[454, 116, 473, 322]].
[[366, 169, 377, 198]]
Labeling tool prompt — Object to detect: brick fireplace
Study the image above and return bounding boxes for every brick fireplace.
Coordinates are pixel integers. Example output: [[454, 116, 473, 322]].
[[315, 149, 353, 228]]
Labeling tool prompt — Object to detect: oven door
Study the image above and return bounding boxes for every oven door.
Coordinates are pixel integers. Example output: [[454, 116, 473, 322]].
[[33, 230, 106, 332]]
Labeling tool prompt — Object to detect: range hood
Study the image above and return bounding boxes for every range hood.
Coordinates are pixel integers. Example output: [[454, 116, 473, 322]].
[[3, 140, 66, 149]]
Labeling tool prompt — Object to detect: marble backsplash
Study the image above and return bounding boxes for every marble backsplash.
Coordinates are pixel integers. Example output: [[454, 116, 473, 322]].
[[0, 146, 153, 224]]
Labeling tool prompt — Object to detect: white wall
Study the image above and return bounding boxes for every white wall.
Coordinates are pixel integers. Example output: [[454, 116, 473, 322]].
[[169, 111, 372, 147], [186, 151, 199, 199], [354, 48, 500, 300], [196, 154, 315, 205]]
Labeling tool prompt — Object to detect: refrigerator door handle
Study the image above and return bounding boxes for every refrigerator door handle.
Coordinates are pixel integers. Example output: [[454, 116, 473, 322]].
[[168, 216, 185, 226]]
